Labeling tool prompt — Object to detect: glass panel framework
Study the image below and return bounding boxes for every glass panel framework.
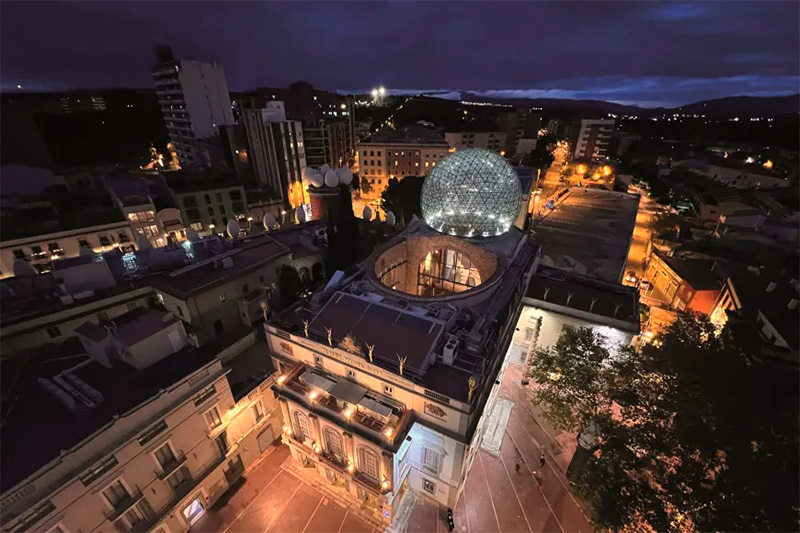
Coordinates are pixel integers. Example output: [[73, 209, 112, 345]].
[[421, 148, 522, 237]]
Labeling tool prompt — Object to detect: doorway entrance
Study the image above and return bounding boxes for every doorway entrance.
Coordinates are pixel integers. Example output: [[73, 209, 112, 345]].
[[182, 495, 205, 526]]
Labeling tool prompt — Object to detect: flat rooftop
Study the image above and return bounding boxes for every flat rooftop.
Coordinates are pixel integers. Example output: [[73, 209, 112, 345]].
[[309, 292, 444, 378], [534, 188, 639, 284], [526, 266, 640, 331], [0, 334, 234, 492]]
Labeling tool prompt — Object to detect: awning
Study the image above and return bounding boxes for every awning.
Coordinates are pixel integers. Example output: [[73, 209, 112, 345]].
[[358, 397, 393, 418], [299, 371, 336, 392], [328, 379, 368, 404]]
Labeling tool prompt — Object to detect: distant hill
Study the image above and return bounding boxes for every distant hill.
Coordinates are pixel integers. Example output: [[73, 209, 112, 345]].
[[455, 91, 798, 118], [673, 94, 799, 117]]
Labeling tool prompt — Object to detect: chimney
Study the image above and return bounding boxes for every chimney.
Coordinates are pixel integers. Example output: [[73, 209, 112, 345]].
[[789, 299, 798, 310], [766, 282, 777, 293]]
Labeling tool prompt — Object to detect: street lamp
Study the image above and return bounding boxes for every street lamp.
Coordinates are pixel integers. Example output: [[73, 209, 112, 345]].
[[378, 86, 386, 96]]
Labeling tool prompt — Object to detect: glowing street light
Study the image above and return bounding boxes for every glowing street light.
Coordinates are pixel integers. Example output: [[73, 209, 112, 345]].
[[378, 86, 386, 96], [371, 88, 379, 99]]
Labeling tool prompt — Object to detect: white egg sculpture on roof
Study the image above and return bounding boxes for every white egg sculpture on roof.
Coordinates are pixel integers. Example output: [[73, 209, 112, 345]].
[[335, 167, 353, 186], [226, 219, 241, 238], [295, 206, 307, 224], [263, 212, 277, 230], [324, 169, 339, 188], [303, 167, 324, 188], [319, 164, 332, 176], [385, 211, 396, 226], [186, 227, 201, 242], [362, 205, 372, 221]]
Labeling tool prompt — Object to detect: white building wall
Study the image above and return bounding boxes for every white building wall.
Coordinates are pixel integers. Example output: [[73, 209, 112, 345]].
[[1, 356, 282, 533], [0, 222, 137, 279], [177, 60, 234, 139]]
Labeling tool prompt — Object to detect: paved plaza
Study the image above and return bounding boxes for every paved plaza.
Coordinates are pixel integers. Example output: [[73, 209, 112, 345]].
[[194, 360, 590, 533]]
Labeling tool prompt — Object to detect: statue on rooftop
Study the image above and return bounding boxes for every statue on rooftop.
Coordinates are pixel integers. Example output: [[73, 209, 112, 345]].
[[366, 344, 375, 363], [337, 333, 362, 356], [397, 354, 407, 376]]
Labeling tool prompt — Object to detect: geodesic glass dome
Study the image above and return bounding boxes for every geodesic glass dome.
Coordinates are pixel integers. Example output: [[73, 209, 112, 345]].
[[421, 148, 522, 237]]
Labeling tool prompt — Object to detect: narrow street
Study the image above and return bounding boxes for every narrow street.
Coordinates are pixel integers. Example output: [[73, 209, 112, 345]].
[[623, 188, 658, 280]]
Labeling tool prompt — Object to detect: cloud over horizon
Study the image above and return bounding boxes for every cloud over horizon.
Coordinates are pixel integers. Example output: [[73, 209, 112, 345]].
[[2, 1, 798, 107]]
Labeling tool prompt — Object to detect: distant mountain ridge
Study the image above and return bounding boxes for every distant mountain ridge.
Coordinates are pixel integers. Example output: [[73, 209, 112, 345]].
[[456, 91, 799, 118]]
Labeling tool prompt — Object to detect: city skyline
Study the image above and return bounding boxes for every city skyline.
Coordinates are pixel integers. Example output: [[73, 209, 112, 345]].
[[1, 1, 798, 107]]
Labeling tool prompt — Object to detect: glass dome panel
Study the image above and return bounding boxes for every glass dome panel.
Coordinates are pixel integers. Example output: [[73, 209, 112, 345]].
[[421, 149, 522, 237]]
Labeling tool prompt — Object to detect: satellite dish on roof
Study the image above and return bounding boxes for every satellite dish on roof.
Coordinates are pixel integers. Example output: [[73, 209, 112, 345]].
[[263, 212, 276, 230], [385, 211, 396, 226], [226, 219, 241, 238], [186, 227, 200, 242], [324, 169, 339, 188], [335, 167, 353, 186], [362, 205, 372, 221], [135, 233, 152, 251], [12, 259, 37, 277], [295, 206, 307, 224], [303, 167, 324, 188]]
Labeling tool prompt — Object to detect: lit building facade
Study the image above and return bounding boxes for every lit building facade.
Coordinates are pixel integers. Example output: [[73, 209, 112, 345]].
[[267, 150, 539, 524], [573, 118, 615, 160], [357, 128, 450, 198], [0, 221, 137, 279], [152, 46, 234, 166], [241, 102, 307, 205], [444, 132, 507, 154], [0, 316, 282, 533]]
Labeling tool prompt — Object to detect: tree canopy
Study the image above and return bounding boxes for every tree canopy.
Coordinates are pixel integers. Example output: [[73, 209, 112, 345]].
[[528, 315, 800, 531], [381, 175, 425, 224]]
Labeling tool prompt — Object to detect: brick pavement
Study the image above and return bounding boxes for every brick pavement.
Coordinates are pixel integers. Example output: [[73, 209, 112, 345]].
[[191, 360, 591, 533]]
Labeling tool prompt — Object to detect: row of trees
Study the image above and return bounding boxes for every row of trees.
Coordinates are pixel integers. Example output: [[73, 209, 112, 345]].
[[526, 315, 799, 531]]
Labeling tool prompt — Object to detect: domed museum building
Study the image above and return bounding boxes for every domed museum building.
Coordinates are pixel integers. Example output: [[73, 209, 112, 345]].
[[264, 148, 541, 524]]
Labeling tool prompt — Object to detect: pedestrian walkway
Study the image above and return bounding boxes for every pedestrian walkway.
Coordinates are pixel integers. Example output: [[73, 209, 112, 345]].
[[453, 361, 593, 533], [480, 398, 514, 457]]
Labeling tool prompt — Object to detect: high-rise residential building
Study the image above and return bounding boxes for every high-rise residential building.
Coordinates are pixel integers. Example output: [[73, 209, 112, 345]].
[[357, 127, 450, 198], [241, 83, 356, 169], [240, 101, 307, 204], [152, 45, 234, 167], [497, 108, 542, 155], [572, 118, 615, 160]]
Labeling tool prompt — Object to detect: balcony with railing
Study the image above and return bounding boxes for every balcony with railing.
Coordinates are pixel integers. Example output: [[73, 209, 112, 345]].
[[103, 488, 145, 522], [154, 452, 187, 480], [276, 364, 413, 452]]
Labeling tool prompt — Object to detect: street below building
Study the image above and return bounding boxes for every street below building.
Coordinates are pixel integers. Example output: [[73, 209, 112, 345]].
[[623, 188, 659, 281], [453, 361, 593, 533], [192, 355, 593, 533]]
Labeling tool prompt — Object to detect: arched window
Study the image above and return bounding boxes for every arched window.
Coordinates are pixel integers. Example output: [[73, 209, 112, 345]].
[[323, 427, 345, 461], [293, 411, 311, 441], [357, 446, 380, 482]]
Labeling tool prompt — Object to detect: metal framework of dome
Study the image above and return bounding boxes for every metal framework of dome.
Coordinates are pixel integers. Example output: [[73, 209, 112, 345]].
[[421, 148, 521, 237]]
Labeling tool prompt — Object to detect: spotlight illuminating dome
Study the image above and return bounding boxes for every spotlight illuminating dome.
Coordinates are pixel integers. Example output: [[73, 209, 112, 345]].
[[421, 149, 522, 237]]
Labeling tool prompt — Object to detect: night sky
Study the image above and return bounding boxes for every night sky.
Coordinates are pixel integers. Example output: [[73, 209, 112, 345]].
[[2, 1, 798, 108]]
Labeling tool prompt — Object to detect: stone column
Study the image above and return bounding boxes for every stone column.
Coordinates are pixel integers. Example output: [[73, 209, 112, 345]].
[[343, 431, 355, 464], [381, 451, 394, 489], [279, 398, 291, 431], [308, 413, 322, 445]]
